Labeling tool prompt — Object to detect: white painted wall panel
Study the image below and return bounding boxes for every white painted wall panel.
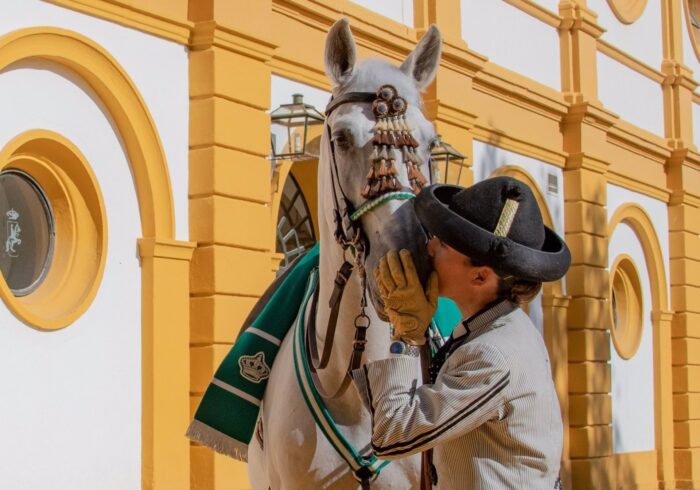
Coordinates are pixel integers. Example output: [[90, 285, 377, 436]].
[[0, 2, 191, 488], [2, 0, 190, 242], [597, 52, 665, 136], [349, 0, 413, 27], [461, 0, 561, 90], [607, 184, 670, 453], [587, 0, 663, 69], [680, 4, 700, 76], [472, 141, 567, 331], [0, 67, 141, 490], [608, 222, 656, 453]]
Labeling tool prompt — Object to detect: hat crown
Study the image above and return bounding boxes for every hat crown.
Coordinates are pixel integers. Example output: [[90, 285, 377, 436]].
[[448, 176, 544, 249]]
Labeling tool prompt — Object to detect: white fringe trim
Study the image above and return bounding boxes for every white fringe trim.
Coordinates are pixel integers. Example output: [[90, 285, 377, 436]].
[[186, 419, 249, 462]]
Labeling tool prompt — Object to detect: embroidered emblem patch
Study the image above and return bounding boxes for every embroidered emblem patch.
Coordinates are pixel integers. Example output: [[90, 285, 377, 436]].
[[239, 352, 271, 383]]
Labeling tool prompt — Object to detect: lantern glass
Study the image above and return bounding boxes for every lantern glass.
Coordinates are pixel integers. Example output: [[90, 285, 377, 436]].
[[430, 136, 465, 185], [270, 94, 325, 161]]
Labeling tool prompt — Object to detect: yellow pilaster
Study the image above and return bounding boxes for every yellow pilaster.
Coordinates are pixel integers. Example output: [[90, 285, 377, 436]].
[[139, 238, 197, 490], [559, 4, 615, 487], [188, 2, 277, 489], [413, 0, 485, 187]]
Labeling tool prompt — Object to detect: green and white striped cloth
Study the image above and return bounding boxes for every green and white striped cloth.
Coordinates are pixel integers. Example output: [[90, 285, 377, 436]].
[[186, 243, 461, 462], [186, 245, 321, 461]]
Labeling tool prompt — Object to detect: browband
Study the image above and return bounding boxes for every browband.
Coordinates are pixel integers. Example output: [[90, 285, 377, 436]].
[[325, 92, 376, 115]]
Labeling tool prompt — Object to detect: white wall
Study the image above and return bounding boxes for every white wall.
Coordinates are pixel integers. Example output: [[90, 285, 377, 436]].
[[472, 141, 567, 332], [461, 0, 561, 90], [587, 0, 663, 69], [607, 184, 670, 453], [531, 0, 560, 13], [0, 2, 190, 488], [597, 52, 665, 136], [349, 0, 413, 27], [2, 1, 190, 242]]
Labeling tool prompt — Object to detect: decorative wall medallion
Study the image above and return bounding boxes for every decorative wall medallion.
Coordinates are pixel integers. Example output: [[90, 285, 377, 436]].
[[4, 209, 21, 258], [606, 0, 648, 24]]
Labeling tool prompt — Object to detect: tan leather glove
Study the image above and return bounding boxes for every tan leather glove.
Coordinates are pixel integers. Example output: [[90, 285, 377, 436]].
[[375, 249, 438, 345]]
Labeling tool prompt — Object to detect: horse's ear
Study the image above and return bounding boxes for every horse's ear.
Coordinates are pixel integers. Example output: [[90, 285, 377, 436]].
[[400, 24, 442, 91], [325, 18, 357, 88]]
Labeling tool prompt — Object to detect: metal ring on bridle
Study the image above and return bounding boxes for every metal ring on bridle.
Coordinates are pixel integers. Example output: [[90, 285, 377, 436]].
[[349, 191, 416, 221]]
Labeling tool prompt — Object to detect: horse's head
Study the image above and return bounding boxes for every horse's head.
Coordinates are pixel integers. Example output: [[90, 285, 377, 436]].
[[321, 18, 442, 319]]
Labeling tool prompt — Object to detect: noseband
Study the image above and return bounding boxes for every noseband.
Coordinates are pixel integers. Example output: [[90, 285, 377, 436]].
[[324, 84, 429, 253]]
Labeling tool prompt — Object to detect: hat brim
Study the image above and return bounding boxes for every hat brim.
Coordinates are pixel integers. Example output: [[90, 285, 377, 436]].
[[415, 184, 571, 282]]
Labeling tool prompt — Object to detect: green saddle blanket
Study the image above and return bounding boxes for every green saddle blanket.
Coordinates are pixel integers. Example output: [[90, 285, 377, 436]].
[[186, 243, 460, 461]]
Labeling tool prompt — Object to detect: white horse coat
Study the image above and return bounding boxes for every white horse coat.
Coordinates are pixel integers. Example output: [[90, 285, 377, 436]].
[[248, 19, 442, 490]]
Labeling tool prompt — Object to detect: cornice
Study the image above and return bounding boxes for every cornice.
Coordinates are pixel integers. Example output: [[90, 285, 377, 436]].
[[607, 121, 671, 167], [598, 40, 664, 84], [45, 0, 192, 45], [472, 128, 567, 168], [474, 64, 568, 123], [503, 0, 562, 28], [190, 21, 278, 61]]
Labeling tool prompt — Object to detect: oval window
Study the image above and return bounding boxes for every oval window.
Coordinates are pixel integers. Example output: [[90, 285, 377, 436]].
[[0, 170, 54, 295], [609, 255, 644, 359]]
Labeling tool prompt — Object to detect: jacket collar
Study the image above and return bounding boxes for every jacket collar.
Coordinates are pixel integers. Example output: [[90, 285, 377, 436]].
[[451, 299, 517, 343]]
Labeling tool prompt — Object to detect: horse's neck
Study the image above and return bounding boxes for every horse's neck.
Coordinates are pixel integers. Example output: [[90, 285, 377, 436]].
[[314, 240, 391, 399]]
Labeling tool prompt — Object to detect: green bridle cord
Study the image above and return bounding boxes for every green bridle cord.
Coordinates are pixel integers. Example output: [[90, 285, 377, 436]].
[[350, 191, 416, 221], [294, 268, 390, 485]]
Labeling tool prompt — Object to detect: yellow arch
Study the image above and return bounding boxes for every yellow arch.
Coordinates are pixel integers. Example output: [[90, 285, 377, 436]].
[[608, 203, 669, 312], [0, 27, 174, 239]]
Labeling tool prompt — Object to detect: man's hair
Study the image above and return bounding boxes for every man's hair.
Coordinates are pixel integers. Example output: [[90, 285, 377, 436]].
[[468, 256, 542, 305]]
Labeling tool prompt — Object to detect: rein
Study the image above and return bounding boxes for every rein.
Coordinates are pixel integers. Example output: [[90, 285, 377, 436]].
[[298, 85, 431, 487], [306, 85, 428, 399]]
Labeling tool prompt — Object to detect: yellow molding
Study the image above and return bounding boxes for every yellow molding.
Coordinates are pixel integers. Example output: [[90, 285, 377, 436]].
[[45, 0, 193, 45], [608, 203, 670, 311], [474, 63, 568, 120], [0, 130, 107, 331], [190, 21, 277, 61], [138, 238, 195, 261], [503, 0, 563, 27], [598, 39, 664, 83], [472, 130, 567, 168], [0, 27, 175, 238]]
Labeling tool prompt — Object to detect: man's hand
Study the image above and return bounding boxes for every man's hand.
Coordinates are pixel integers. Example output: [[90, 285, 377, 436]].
[[375, 249, 438, 345]]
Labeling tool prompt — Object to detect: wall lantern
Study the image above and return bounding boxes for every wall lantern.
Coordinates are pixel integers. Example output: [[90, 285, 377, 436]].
[[269, 93, 325, 161], [430, 135, 466, 185]]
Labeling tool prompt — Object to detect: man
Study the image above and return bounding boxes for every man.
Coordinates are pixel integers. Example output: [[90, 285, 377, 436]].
[[351, 176, 571, 489]]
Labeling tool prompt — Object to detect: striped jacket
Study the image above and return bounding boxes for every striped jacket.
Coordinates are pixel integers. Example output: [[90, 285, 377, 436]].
[[352, 300, 563, 489]]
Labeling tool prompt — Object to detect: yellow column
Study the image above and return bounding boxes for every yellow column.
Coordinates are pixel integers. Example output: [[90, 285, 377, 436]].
[[188, 1, 276, 489], [139, 238, 196, 490], [668, 148, 700, 489], [413, 0, 486, 186], [559, 3, 615, 488], [660, 1, 700, 488]]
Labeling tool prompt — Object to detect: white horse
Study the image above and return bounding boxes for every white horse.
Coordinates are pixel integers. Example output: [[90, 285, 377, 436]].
[[248, 19, 442, 490]]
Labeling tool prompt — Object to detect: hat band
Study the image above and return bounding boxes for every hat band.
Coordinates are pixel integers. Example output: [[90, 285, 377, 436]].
[[493, 199, 519, 237]]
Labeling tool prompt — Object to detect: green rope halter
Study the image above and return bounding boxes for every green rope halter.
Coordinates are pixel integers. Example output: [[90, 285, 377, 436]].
[[350, 191, 416, 221]]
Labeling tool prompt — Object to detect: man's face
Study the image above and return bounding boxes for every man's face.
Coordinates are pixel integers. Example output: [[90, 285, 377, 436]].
[[426, 235, 473, 300]]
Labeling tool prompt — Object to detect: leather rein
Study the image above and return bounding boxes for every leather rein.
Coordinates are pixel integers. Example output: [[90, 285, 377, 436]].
[[305, 86, 429, 399]]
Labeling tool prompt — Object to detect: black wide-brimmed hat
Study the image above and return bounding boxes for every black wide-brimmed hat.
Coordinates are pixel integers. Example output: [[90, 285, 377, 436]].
[[415, 176, 571, 282]]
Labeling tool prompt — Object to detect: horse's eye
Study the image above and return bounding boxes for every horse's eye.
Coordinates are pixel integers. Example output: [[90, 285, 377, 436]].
[[332, 129, 353, 149]]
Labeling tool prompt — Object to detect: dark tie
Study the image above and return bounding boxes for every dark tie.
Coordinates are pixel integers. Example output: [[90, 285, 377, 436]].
[[428, 322, 470, 383]]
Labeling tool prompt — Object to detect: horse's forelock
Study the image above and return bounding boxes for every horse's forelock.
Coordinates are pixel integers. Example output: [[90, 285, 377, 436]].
[[337, 59, 424, 109]]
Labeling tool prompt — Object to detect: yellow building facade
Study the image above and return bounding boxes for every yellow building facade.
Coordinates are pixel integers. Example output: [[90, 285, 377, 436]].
[[0, 0, 698, 489]]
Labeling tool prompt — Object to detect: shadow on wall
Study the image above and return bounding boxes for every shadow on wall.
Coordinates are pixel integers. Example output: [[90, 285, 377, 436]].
[[476, 122, 505, 182]]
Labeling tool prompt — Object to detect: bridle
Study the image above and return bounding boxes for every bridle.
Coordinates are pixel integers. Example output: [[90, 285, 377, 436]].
[[304, 85, 430, 398]]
